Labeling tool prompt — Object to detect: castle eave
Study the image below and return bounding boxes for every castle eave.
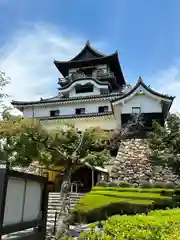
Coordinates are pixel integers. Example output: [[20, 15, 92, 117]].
[[11, 93, 123, 108], [39, 111, 114, 122]]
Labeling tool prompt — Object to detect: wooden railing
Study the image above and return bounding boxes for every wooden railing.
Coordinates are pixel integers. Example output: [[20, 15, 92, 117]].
[[58, 71, 115, 85]]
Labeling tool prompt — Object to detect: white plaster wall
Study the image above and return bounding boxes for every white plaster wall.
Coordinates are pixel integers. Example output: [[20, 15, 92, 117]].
[[23, 107, 34, 118], [122, 95, 162, 114], [43, 118, 117, 131], [23, 100, 112, 118]]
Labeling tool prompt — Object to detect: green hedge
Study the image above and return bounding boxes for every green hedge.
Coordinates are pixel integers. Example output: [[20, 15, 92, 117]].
[[72, 186, 178, 223], [79, 208, 180, 240], [92, 186, 174, 194]]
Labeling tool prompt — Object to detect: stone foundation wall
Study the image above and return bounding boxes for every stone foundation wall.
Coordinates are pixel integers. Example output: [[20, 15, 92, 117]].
[[110, 139, 180, 184]]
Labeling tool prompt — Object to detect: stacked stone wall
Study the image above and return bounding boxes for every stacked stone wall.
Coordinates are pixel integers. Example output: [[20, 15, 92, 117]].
[[110, 138, 179, 184]]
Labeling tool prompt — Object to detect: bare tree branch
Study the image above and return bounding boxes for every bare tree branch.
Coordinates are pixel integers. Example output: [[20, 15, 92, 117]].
[[72, 129, 86, 157], [120, 113, 144, 137]]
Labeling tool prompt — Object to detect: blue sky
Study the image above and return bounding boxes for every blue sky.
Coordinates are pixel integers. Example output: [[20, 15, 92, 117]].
[[0, 0, 180, 112]]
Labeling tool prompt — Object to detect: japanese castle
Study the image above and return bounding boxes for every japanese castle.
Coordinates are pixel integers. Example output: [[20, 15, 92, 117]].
[[11, 41, 175, 192], [12, 41, 174, 132]]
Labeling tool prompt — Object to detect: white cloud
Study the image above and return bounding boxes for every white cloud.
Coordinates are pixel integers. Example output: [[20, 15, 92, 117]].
[[0, 23, 86, 103], [147, 63, 180, 113]]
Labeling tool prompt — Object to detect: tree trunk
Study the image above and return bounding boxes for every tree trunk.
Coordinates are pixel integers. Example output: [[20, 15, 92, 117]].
[[55, 165, 73, 239]]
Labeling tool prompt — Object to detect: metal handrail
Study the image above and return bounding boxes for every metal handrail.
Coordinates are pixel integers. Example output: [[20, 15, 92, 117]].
[[71, 182, 78, 193], [53, 211, 58, 235]]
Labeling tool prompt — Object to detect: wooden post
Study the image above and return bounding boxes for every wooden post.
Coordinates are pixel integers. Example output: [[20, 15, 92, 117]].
[[92, 169, 94, 187]]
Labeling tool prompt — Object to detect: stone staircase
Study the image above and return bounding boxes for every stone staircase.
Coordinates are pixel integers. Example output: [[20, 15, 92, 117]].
[[47, 192, 85, 231]]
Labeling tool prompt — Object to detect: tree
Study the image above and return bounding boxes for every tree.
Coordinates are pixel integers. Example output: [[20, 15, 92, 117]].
[[147, 114, 180, 176], [0, 71, 144, 237], [0, 71, 10, 102], [0, 70, 112, 237], [0, 114, 112, 237], [0, 112, 144, 238]]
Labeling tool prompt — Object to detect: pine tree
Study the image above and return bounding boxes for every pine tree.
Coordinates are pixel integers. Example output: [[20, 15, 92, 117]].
[[147, 114, 180, 176]]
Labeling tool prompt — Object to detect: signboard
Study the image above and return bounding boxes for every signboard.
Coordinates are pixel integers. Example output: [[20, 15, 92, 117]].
[[0, 167, 48, 240]]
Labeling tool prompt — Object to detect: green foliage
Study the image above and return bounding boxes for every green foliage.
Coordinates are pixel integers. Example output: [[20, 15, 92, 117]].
[[79, 208, 180, 240], [73, 186, 176, 223], [147, 114, 180, 177], [0, 117, 44, 167], [0, 71, 10, 101], [0, 116, 111, 169]]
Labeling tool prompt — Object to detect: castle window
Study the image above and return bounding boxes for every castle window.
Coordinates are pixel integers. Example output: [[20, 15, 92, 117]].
[[50, 110, 60, 117], [98, 106, 109, 113], [75, 108, 85, 115], [132, 107, 141, 114]]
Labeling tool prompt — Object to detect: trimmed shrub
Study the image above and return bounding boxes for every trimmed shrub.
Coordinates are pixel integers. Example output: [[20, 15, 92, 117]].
[[139, 180, 152, 188], [92, 186, 174, 194], [165, 182, 175, 189], [96, 181, 108, 187], [79, 209, 180, 240], [153, 182, 165, 188], [119, 181, 132, 188], [107, 181, 119, 187], [74, 186, 176, 223]]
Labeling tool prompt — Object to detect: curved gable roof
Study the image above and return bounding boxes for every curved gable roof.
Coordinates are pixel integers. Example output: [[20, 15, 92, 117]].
[[112, 77, 175, 104], [70, 41, 106, 61]]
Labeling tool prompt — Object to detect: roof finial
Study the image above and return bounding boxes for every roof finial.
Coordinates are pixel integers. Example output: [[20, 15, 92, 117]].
[[86, 40, 90, 46], [138, 76, 143, 82]]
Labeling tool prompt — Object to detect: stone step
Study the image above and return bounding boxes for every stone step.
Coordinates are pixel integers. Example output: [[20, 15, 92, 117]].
[[48, 203, 76, 208], [48, 204, 76, 209], [46, 191, 85, 234], [49, 193, 84, 197], [48, 197, 83, 201]]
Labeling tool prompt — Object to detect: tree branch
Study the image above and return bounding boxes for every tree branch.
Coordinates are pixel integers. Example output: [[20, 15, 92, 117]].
[[72, 130, 86, 156]]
